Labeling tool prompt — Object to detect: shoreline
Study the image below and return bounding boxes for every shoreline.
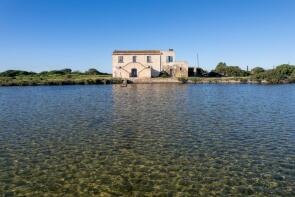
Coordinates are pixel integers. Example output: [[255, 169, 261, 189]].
[[0, 77, 294, 86]]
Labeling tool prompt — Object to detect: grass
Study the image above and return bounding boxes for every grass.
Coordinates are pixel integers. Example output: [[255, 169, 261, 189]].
[[1, 74, 294, 86], [0, 74, 123, 86], [188, 77, 252, 83]]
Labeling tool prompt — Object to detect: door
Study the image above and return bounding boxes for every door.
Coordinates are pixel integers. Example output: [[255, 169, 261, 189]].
[[169, 68, 173, 76], [131, 68, 137, 77]]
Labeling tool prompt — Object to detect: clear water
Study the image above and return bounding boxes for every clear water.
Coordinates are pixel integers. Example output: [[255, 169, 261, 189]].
[[0, 84, 294, 196]]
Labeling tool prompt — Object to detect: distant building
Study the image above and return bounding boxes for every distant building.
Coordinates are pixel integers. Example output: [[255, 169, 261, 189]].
[[112, 49, 188, 78]]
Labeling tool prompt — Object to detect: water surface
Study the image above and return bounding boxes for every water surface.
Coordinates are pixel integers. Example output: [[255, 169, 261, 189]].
[[0, 84, 295, 196]]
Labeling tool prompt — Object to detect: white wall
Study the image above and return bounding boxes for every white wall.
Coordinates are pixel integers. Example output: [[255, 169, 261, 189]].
[[112, 54, 162, 77], [112, 50, 186, 78]]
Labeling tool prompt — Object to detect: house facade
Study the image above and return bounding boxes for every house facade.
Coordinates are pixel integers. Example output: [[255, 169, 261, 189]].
[[112, 49, 188, 78]]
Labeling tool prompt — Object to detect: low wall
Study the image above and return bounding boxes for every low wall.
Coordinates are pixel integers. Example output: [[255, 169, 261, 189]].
[[129, 77, 273, 84], [130, 78, 180, 84], [188, 77, 268, 84]]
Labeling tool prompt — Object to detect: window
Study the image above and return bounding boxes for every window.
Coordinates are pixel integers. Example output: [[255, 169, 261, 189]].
[[147, 56, 152, 63], [133, 56, 137, 63], [131, 68, 137, 77], [167, 56, 173, 63], [118, 56, 123, 63]]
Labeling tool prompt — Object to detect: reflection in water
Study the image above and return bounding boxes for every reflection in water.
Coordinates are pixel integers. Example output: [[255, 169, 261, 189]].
[[0, 84, 294, 196]]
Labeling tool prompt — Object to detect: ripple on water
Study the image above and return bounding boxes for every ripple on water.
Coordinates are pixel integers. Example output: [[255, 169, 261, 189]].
[[0, 84, 295, 196]]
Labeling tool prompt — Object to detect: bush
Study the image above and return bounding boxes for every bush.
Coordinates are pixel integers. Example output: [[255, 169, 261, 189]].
[[189, 77, 201, 83], [251, 64, 295, 83], [48, 70, 65, 75], [275, 64, 295, 76], [288, 70, 295, 83], [85, 68, 110, 75], [250, 72, 265, 81], [159, 71, 170, 78], [251, 67, 265, 75], [239, 78, 248, 83], [188, 67, 208, 77], [196, 67, 208, 77], [60, 68, 72, 74], [0, 70, 36, 77], [178, 77, 188, 83], [264, 70, 286, 84], [215, 62, 227, 76], [208, 71, 222, 77], [85, 68, 99, 75], [226, 66, 249, 77], [214, 63, 249, 77]]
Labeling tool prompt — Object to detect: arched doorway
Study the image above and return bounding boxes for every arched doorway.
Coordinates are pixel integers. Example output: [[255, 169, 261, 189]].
[[131, 68, 137, 77]]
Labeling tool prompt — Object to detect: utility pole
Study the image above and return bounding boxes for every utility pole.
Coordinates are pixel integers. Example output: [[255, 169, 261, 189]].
[[194, 53, 200, 77], [197, 53, 200, 68]]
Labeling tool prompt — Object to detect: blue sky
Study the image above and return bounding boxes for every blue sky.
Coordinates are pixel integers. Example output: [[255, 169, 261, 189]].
[[0, 0, 294, 73]]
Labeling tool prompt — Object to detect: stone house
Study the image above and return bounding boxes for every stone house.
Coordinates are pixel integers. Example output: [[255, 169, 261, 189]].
[[112, 49, 188, 78]]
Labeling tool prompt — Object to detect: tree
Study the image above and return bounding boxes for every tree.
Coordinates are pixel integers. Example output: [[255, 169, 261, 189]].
[[48, 70, 65, 75], [60, 68, 72, 74], [289, 70, 295, 82], [188, 67, 208, 77], [214, 63, 249, 77], [275, 64, 295, 76], [251, 67, 265, 75], [0, 70, 36, 77], [85, 68, 99, 75], [208, 71, 222, 77], [226, 66, 249, 77], [249, 65, 295, 83], [215, 62, 227, 76], [196, 67, 208, 77]]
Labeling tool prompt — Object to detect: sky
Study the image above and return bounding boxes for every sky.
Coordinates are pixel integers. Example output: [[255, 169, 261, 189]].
[[0, 0, 295, 73]]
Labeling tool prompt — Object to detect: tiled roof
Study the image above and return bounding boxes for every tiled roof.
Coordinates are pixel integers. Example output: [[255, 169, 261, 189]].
[[113, 50, 162, 55]]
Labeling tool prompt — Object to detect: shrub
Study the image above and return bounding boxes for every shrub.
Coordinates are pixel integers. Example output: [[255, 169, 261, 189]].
[[251, 67, 265, 75], [189, 77, 201, 84], [214, 63, 249, 77], [239, 78, 248, 83], [60, 68, 72, 74], [288, 70, 295, 83], [208, 71, 222, 77], [215, 62, 227, 76], [159, 71, 170, 78], [178, 77, 188, 83], [0, 70, 36, 77], [85, 68, 99, 75], [255, 65, 295, 83], [85, 68, 110, 75]]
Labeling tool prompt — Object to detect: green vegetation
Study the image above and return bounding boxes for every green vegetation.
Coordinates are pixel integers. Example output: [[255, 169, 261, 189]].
[[189, 63, 295, 84], [178, 77, 188, 84], [1, 63, 295, 86], [251, 67, 265, 75], [158, 71, 170, 78], [249, 64, 295, 84], [0, 68, 123, 86], [214, 62, 250, 77]]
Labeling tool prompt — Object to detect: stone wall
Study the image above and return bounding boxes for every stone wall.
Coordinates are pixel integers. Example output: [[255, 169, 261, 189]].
[[162, 62, 188, 78]]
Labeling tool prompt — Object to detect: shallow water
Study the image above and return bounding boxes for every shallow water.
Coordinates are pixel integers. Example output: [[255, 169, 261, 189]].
[[0, 84, 295, 196]]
